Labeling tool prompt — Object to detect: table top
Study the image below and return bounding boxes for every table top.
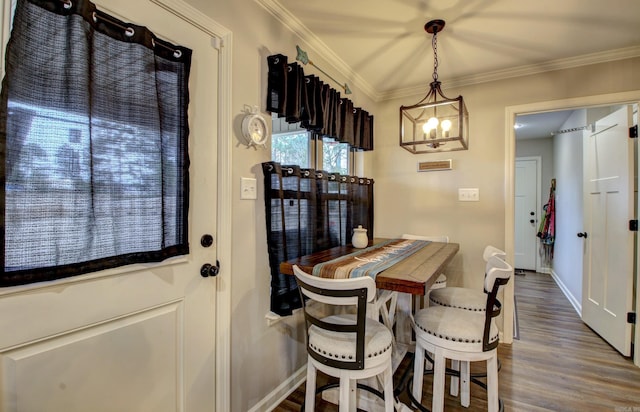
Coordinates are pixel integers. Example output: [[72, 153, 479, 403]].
[[279, 238, 459, 295]]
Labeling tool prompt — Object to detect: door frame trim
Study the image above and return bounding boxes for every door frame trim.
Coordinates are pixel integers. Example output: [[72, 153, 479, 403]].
[[515, 156, 542, 272], [505, 90, 640, 362]]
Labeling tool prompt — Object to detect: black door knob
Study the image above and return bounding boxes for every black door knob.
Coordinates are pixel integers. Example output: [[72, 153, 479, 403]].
[[201, 234, 214, 248], [577, 232, 588, 238], [200, 260, 220, 277], [530, 219, 535, 224], [530, 211, 535, 216]]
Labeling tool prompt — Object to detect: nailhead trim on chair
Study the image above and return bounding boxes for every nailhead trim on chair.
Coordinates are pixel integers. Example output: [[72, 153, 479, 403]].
[[428, 296, 485, 312], [414, 322, 498, 344], [309, 343, 392, 360]]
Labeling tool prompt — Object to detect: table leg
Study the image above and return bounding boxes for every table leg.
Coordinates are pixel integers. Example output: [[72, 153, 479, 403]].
[[395, 292, 413, 345]]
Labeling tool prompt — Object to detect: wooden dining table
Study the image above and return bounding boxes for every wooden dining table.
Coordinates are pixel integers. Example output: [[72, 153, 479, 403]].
[[280, 238, 460, 296]]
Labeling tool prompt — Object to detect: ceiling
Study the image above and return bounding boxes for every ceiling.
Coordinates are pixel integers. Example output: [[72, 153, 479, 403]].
[[513, 110, 574, 140], [268, 0, 640, 101], [263, 0, 640, 139]]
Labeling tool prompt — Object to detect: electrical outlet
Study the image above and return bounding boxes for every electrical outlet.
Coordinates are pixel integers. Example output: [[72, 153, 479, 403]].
[[240, 177, 257, 200], [458, 188, 479, 202]]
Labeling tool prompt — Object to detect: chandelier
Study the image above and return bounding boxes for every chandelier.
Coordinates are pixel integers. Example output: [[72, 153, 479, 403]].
[[399, 20, 469, 153]]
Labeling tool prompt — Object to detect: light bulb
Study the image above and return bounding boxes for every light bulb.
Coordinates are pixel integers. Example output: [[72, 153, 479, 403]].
[[422, 122, 431, 134], [427, 117, 439, 129], [441, 119, 452, 138]]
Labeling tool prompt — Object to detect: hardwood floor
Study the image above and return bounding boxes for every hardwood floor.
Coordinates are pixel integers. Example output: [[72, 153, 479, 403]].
[[273, 272, 640, 411]]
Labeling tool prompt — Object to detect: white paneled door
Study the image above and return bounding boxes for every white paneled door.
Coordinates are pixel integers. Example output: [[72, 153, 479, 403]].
[[581, 106, 634, 357], [514, 158, 539, 271], [0, 1, 221, 411]]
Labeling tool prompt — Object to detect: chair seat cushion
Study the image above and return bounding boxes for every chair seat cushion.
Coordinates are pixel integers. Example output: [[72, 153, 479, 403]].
[[309, 314, 392, 363], [413, 305, 498, 349], [429, 287, 486, 311]]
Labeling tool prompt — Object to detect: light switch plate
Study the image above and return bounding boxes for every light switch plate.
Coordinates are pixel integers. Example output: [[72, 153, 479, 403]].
[[458, 188, 479, 202], [241, 177, 257, 200]]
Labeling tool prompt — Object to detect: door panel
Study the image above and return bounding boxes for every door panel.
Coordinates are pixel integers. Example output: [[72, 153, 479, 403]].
[[3, 303, 181, 412], [515, 158, 538, 270], [0, 0, 218, 410], [582, 106, 634, 356]]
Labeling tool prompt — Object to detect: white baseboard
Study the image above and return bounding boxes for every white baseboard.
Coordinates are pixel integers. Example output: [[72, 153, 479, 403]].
[[549, 269, 582, 316], [249, 365, 307, 412]]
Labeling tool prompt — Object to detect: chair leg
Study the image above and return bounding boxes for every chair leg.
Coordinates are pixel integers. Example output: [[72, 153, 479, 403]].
[[339, 377, 356, 412], [487, 355, 499, 412], [412, 345, 426, 402], [450, 359, 459, 396], [383, 364, 395, 412], [460, 360, 470, 407], [431, 349, 446, 412], [305, 361, 316, 412]]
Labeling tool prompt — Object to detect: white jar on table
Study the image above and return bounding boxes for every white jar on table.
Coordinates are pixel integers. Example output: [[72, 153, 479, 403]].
[[352, 225, 368, 248]]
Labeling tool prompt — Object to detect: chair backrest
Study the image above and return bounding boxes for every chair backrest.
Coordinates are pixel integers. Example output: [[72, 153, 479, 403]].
[[481, 255, 513, 351], [292, 265, 376, 370], [481, 245, 507, 293], [401, 234, 449, 243], [482, 245, 506, 262]]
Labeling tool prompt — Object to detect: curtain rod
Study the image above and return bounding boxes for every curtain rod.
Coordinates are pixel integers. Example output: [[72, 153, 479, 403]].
[[296, 45, 352, 95]]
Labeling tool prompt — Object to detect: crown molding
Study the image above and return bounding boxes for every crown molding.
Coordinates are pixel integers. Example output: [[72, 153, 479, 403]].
[[255, 0, 640, 103], [255, 0, 379, 102], [379, 45, 640, 101]]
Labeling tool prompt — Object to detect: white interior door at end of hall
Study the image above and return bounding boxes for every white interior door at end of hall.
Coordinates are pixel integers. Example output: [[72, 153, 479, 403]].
[[0, 1, 219, 411], [582, 106, 634, 357], [514, 159, 538, 271]]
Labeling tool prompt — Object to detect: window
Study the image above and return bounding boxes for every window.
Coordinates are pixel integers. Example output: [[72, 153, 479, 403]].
[[322, 137, 349, 175], [271, 128, 351, 174], [271, 130, 311, 168], [1, 0, 191, 286]]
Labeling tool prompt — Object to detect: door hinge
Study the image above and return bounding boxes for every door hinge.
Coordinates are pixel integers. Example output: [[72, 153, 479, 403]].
[[630, 220, 638, 231], [628, 312, 637, 324], [630, 125, 638, 138]]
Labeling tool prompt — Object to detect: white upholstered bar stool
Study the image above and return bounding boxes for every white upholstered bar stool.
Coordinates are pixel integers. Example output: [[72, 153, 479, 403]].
[[427, 245, 506, 398], [410, 255, 513, 412], [293, 265, 394, 412]]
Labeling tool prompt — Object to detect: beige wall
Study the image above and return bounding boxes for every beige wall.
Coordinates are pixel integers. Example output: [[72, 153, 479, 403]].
[[182, 0, 377, 410], [179, 1, 640, 408]]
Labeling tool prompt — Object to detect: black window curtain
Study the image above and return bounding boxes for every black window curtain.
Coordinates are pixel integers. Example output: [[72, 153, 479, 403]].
[[0, 0, 192, 286], [266, 54, 374, 151], [262, 161, 374, 316]]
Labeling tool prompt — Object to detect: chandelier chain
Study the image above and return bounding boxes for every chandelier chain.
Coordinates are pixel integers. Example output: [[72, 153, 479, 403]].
[[432, 30, 439, 82]]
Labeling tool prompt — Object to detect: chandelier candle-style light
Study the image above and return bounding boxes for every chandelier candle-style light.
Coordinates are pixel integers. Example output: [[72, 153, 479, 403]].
[[399, 20, 469, 153]]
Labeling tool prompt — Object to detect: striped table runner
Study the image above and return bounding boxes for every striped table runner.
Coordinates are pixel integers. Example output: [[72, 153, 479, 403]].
[[312, 239, 430, 279]]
